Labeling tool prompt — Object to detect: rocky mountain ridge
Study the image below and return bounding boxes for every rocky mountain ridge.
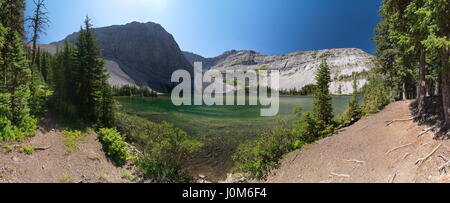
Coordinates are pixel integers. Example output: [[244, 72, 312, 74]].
[[49, 21, 193, 92], [41, 21, 374, 94], [184, 48, 375, 94]]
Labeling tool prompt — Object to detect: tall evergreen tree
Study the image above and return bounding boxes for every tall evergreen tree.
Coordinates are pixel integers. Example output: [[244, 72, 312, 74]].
[[7, 32, 31, 125], [348, 75, 361, 120], [0, 0, 25, 37], [100, 81, 114, 127], [420, 0, 450, 129], [72, 16, 113, 126], [313, 58, 333, 127], [0, 0, 25, 91], [0, 0, 36, 141], [376, 0, 449, 129]]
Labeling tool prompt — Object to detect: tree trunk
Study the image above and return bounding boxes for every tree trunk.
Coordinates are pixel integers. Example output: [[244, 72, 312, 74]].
[[441, 46, 450, 130], [30, 32, 38, 84], [438, 74, 442, 95], [2, 42, 9, 92], [402, 82, 407, 100], [417, 46, 428, 120], [442, 73, 450, 130]]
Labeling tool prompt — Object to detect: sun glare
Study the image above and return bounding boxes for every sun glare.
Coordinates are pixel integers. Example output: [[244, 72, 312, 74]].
[[114, 0, 168, 10]]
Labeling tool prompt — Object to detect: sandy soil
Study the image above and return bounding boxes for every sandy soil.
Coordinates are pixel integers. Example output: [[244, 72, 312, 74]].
[[264, 100, 450, 183], [0, 116, 130, 183]]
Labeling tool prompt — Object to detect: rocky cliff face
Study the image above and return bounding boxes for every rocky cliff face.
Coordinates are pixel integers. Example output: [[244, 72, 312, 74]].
[[43, 21, 372, 94], [186, 48, 375, 94], [52, 21, 193, 92]]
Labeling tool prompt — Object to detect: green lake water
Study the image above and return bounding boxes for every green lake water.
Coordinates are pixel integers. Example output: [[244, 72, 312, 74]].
[[116, 95, 354, 181]]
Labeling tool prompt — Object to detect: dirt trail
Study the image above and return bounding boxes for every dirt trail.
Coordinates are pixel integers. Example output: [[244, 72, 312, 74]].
[[0, 116, 129, 183], [264, 101, 450, 183]]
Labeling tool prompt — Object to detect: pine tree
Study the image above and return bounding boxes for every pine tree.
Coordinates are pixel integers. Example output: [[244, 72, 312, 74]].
[[0, 3, 8, 134], [100, 81, 114, 127], [377, 0, 450, 129], [348, 75, 361, 121], [0, 0, 25, 37], [0, 0, 36, 141], [420, 0, 450, 129], [313, 58, 333, 127], [0, 9, 5, 65], [72, 16, 113, 126], [0, 0, 25, 91], [40, 51, 49, 82], [8, 32, 31, 124]]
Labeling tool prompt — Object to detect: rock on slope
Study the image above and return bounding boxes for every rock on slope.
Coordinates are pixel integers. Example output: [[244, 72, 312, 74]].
[[184, 48, 375, 94], [50, 21, 193, 92]]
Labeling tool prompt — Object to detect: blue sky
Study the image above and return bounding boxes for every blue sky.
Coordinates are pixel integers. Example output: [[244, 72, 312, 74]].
[[25, 0, 382, 57]]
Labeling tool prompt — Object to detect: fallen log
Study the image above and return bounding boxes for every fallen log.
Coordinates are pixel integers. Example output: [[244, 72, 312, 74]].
[[34, 146, 51, 151]]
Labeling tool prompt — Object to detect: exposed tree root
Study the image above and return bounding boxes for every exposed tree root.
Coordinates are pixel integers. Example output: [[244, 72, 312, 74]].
[[390, 171, 397, 183], [403, 152, 412, 160], [386, 143, 413, 155], [418, 127, 436, 137], [343, 159, 365, 164], [415, 143, 442, 166], [330, 172, 350, 178], [438, 155, 450, 174], [386, 117, 414, 126]]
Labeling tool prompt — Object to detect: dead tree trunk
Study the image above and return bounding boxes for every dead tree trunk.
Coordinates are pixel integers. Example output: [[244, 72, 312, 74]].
[[30, 32, 38, 84], [27, 0, 49, 86]]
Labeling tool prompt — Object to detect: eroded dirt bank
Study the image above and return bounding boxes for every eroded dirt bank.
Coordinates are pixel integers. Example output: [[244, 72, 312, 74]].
[[264, 101, 450, 183]]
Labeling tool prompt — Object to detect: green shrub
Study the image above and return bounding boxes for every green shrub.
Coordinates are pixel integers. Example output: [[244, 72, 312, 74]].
[[361, 71, 391, 115], [62, 130, 85, 154], [232, 119, 303, 179], [232, 110, 338, 179], [0, 93, 37, 142], [137, 121, 203, 182], [97, 128, 128, 166], [20, 145, 35, 155], [293, 112, 320, 143], [30, 84, 53, 117], [115, 113, 203, 182], [60, 174, 75, 183], [339, 90, 362, 126], [0, 115, 37, 142], [1, 143, 14, 153], [18, 115, 38, 137], [121, 170, 139, 182]]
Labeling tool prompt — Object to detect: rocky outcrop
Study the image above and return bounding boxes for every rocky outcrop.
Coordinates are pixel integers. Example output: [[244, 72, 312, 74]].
[[187, 48, 375, 94], [51, 21, 193, 92]]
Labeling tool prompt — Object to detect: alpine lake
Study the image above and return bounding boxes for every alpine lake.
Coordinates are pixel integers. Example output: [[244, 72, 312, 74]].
[[116, 95, 355, 181]]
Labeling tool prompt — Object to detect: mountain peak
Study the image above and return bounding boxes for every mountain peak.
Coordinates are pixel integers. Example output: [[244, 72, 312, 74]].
[[51, 21, 192, 92]]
